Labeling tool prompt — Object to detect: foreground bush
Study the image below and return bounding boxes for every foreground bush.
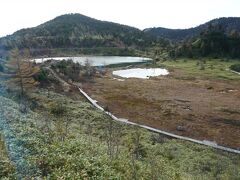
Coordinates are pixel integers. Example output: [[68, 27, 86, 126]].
[[230, 64, 240, 72], [0, 64, 4, 72]]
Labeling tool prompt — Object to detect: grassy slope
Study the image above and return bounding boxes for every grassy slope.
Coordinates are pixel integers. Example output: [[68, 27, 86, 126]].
[[0, 84, 239, 179]]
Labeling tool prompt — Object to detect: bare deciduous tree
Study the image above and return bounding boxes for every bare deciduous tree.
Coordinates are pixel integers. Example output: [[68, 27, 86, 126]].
[[50, 102, 71, 142], [7, 48, 39, 112], [104, 108, 122, 160], [84, 59, 96, 79], [106, 120, 117, 159]]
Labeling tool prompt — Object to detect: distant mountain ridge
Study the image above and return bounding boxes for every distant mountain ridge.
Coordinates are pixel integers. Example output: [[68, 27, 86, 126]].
[[144, 17, 240, 41], [0, 13, 157, 52], [0, 14, 240, 58]]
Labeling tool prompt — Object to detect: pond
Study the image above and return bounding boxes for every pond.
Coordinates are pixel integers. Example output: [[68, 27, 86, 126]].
[[33, 56, 151, 66], [113, 68, 169, 79]]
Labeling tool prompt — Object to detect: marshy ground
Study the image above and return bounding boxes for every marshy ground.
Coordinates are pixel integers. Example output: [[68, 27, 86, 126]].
[[82, 59, 240, 149]]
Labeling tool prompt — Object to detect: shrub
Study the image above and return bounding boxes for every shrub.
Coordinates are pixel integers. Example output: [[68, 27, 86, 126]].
[[230, 64, 240, 72], [35, 69, 48, 82], [0, 64, 4, 72], [50, 102, 67, 117], [0, 161, 15, 178], [51, 59, 84, 81]]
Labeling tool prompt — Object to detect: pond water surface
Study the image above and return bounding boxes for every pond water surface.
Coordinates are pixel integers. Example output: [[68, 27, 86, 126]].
[[33, 56, 151, 66]]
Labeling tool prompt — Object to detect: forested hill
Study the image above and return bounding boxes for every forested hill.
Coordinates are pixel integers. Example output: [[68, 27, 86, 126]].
[[0, 13, 158, 52], [144, 17, 240, 41], [1, 14, 240, 58], [171, 24, 240, 58]]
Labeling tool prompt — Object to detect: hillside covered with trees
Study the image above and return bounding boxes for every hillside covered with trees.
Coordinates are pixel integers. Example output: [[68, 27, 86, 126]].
[[170, 24, 240, 58], [1, 15, 240, 59], [145, 17, 240, 42], [0, 14, 162, 55]]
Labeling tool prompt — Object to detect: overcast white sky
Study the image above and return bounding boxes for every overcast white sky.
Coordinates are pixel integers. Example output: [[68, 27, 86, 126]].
[[0, 0, 240, 37]]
